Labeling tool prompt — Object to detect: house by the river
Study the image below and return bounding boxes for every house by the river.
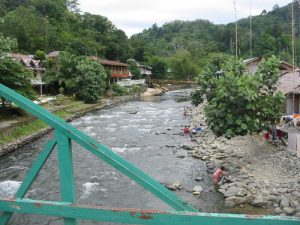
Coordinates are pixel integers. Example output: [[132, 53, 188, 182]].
[[244, 57, 300, 115], [8, 53, 45, 95]]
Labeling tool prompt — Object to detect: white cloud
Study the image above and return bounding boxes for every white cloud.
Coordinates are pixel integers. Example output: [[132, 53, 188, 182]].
[[78, 0, 292, 37]]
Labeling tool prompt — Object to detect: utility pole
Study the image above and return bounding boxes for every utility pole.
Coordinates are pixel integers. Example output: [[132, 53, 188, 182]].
[[292, 1, 296, 114], [234, 1, 238, 58], [45, 16, 48, 53], [249, 0, 253, 58]]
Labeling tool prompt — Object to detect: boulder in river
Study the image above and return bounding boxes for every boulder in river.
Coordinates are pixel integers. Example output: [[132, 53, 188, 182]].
[[192, 185, 203, 195], [165, 181, 182, 191]]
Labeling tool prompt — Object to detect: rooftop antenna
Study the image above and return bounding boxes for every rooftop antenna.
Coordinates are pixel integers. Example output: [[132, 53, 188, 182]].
[[234, 1, 238, 58], [249, 0, 253, 57]]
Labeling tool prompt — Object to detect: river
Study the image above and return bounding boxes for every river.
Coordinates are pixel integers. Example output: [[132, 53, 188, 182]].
[[0, 89, 224, 225]]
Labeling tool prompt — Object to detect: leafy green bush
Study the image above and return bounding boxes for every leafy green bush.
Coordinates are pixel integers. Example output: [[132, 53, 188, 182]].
[[112, 84, 126, 96], [34, 50, 46, 60], [129, 85, 141, 94]]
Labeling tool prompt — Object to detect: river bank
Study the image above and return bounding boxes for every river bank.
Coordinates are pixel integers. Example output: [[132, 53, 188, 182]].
[[0, 84, 191, 156], [0, 94, 140, 156], [184, 104, 300, 216]]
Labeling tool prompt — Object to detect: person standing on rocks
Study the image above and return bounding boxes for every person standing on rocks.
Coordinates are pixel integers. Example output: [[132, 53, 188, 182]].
[[213, 166, 225, 191], [183, 126, 190, 139]]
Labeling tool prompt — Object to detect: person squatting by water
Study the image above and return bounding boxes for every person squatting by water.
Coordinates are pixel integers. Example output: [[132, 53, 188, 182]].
[[213, 166, 225, 191]]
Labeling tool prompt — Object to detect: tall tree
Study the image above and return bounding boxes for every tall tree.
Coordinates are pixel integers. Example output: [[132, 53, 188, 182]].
[[75, 57, 107, 103], [192, 56, 284, 138], [0, 34, 35, 101]]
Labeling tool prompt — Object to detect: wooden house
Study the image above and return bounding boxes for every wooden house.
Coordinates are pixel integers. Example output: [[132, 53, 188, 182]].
[[244, 57, 300, 114], [7, 53, 45, 95], [89, 57, 131, 84], [138, 64, 152, 78]]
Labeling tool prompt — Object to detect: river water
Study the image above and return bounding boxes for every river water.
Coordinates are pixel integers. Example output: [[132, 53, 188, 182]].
[[0, 89, 224, 225]]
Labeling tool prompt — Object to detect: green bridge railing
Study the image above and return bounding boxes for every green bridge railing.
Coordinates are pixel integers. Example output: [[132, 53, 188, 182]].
[[0, 84, 299, 225]]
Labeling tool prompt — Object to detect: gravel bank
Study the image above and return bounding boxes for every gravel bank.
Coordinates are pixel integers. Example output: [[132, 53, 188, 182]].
[[185, 104, 300, 216]]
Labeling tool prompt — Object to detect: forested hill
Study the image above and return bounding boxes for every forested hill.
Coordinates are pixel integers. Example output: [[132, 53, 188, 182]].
[[0, 1, 298, 80], [130, 2, 299, 77], [0, 0, 131, 61]]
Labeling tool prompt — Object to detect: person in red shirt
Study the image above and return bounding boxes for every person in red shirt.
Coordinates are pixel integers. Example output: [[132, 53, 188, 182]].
[[213, 166, 225, 190], [183, 126, 190, 134]]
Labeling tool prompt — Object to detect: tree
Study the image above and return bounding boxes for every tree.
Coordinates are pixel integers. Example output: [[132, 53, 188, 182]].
[[0, 33, 17, 52], [54, 51, 79, 94], [0, 55, 35, 101], [0, 33, 35, 103], [192, 56, 284, 138], [148, 56, 167, 79], [127, 59, 141, 79], [75, 57, 107, 103], [191, 53, 230, 106], [168, 50, 200, 80], [34, 50, 46, 60], [66, 0, 80, 13], [44, 52, 107, 103]]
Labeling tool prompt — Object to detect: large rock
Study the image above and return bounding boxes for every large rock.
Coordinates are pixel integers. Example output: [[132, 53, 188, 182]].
[[165, 181, 182, 191], [236, 188, 248, 197], [224, 200, 236, 208], [192, 185, 203, 194], [280, 195, 290, 208], [225, 196, 247, 205], [251, 197, 270, 207], [283, 207, 295, 215], [275, 207, 283, 214], [181, 144, 195, 151], [141, 88, 163, 97], [223, 186, 238, 198], [265, 194, 278, 202], [175, 150, 187, 159]]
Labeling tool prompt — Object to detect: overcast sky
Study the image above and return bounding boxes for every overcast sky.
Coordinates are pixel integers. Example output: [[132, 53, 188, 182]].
[[78, 0, 292, 37]]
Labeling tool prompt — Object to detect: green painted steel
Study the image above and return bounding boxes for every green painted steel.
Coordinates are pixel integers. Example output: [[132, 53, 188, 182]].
[[0, 198, 299, 225], [0, 139, 56, 224], [55, 131, 77, 225], [0, 84, 196, 212], [0, 84, 300, 225]]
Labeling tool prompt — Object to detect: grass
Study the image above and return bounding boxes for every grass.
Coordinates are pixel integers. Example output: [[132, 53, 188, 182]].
[[0, 109, 73, 145], [0, 92, 136, 146]]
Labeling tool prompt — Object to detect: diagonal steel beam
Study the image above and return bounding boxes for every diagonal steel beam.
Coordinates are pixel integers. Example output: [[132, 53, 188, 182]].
[[0, 84, 196, 212], [0, 139, 56, 225]]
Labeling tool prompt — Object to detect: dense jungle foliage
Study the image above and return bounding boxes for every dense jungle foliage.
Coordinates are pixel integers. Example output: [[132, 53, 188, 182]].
[[0, 0, 298, 80], [0, 0, 294, 136]]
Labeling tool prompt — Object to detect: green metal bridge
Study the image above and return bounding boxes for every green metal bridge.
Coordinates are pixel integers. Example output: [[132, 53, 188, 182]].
[[0, 83, 299, 225]]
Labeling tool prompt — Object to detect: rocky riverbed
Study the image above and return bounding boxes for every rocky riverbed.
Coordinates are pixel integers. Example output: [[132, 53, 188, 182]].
[[181, 104, 300, 216]]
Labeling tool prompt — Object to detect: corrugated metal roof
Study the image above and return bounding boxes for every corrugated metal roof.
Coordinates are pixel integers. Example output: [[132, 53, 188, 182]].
[[7, 53, 44, 70], [278, 71, 300, 94], [243, 57, 260, 64], [47, 51, 60, 58], [89, 56, 129, 67], [99, 59, 129, 67]]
